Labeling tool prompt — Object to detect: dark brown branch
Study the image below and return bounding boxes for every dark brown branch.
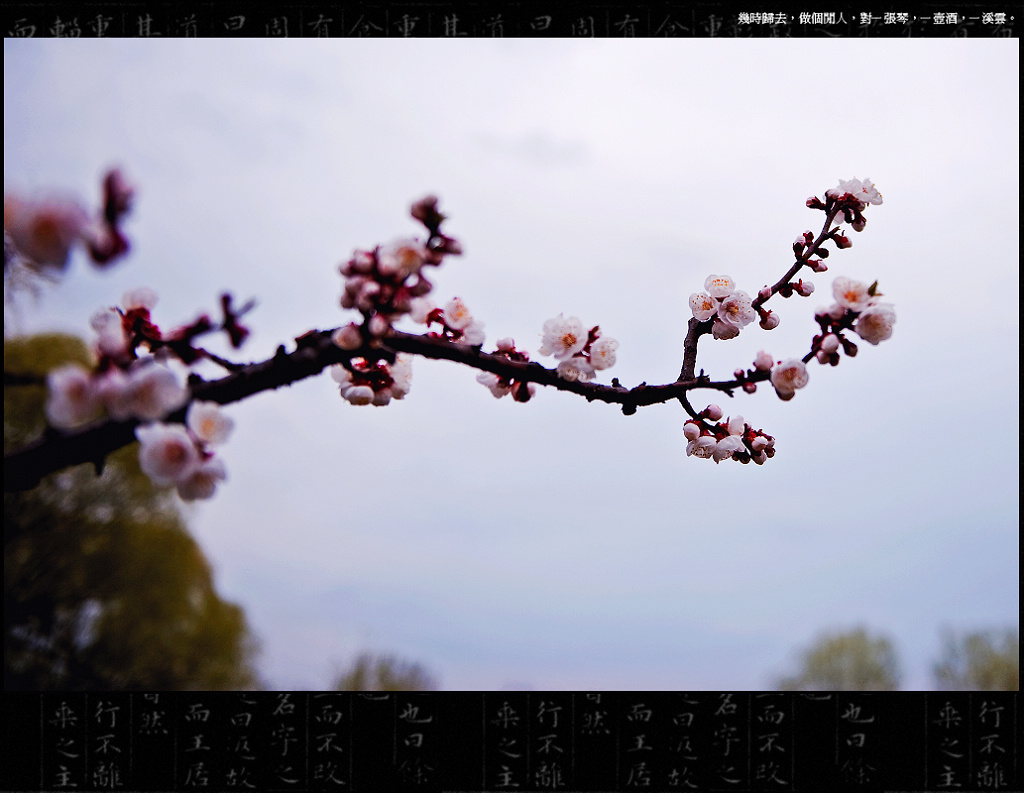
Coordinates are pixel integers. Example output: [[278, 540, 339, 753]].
[[752, 208, 840, 312], [5, 328, 763, 493]]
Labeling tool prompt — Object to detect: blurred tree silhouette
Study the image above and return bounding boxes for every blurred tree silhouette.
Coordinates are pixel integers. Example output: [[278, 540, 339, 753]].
[[332, 652, 438, 691], [5, 333, 261, 689], [933, 628, 1019, 691], [774, 626, 901, 691]]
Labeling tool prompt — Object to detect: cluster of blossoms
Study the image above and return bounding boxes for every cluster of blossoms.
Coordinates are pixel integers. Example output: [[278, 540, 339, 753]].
[[683, 404, 776, 465], [811, 177, 883, 233], [135, 401, 233, 500], [538, 314, 618, 382], [335, 196, 462, 349], [407, 295, 485, 346], [329, 355, 413, 407], [42, 286, 252, 499], [811, 276, 897, 363], [678, 177, 892, 459], [476, 338, 536, 402], [45, 289, 191, 430], [332, 197, 465, 406], [690, 275, 781, 338], [4, 168, 134, 272]]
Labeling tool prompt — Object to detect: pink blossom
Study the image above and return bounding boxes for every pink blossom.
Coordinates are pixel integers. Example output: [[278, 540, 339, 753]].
[[136, 423, 200, 486], [45, 364, 103, 429], [186, 401, 234, 447], [176, 457, 227, 501]]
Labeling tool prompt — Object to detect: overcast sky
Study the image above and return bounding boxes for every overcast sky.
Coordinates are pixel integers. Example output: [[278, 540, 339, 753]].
[[4, 39, 1019, 690]]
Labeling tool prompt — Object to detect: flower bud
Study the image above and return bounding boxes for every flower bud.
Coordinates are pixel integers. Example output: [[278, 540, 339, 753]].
[[754, 350, 774, 371], [742, 382, 757, 394], [834, 234, 852, 249], [367, 314, 391, 338], [808, 258, 828, 273], [704, 404, 723, 421], [332, 324, 363, 350], [796, 280, 815, 297], [758, 286, 772, 301], [820, 333, 840, 354], [683, 422, 701, 441], [759, 311, 780, 330]]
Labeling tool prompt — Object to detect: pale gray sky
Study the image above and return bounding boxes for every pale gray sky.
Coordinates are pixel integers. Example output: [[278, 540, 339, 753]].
[[4, 39, 1019, 689]]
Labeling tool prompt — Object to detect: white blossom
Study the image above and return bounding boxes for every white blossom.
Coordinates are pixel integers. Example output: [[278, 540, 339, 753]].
[[477, 371, 511, 398], [853, 302, 896, 345], [91, 308, 129, 358], [820, 334, 840, 354], [712, 318, 741, 340], [590, 336, 619, 370], [343, 385, 375, 406], [45, 364, 103, 429], [832, 277, 873, 312], [329, 364, 353, 389], [186, 401, 234, 447], [136, 423, 200, 486], [408, 297, 435, 324], [704, 274, 736, 299], [689, 292, 718, 321], [389, 355, 413, 398], [686, 436, 717, 459], [829, 177, 883, 206], [717, 291, 756, 329], [460, 318, 486, 346], [727, 415, 746, 436], [556, 356, 595, 382], [713, 435, 745, 463], [176, 457, 227, 501], [770, 359, 809, 400], [377, 238, 426, 278], [443, 297, 474, 331], [539, 314, 587, 360]]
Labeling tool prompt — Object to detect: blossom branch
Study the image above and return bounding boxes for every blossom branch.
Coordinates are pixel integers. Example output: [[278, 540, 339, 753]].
[[6, 178, 893, 493]]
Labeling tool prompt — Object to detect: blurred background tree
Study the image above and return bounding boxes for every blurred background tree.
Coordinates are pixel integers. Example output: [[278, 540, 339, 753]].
[[332, 651, 438, 691], [5, 333, 262, 689], [932, 628, 1019, 691], [774, 626, 902, 691]]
